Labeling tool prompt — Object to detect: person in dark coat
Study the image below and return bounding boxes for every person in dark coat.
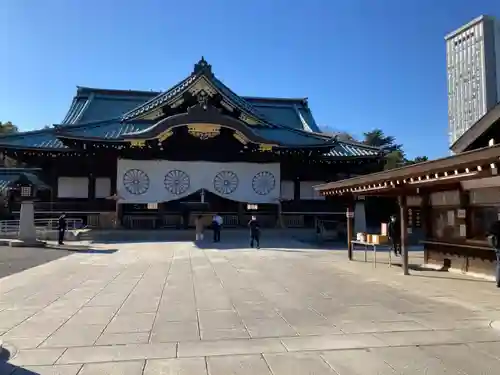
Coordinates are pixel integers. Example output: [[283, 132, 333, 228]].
[[487, 219, 500, 288], [248, 215, 261, 249], [387, 215, 401, 256], [212, 213, 222, 243], [58, 213, 67, 245]]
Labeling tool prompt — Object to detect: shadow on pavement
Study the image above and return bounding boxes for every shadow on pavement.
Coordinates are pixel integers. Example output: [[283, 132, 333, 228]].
[[93, 239, 189, 244], [0, 246, 74, 279], [193, 239, 331, 251], [0, 347, 39, 375], [410, 273, 493, 283], [69, 249, 118, 254]]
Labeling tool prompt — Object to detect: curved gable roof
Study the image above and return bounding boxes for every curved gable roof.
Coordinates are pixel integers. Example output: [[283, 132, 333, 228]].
[[61, 87, 157, 125]]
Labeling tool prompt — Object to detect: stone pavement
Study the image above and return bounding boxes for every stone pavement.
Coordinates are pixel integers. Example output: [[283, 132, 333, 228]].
[[1, 236, 500, 374]]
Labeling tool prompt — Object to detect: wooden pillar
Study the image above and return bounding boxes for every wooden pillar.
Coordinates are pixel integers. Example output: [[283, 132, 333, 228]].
[[50, 161, 58, 212], [459, 190, 470, 238], [276, 200, 284, 228], [87, 156, 96, 201], [115, 201, 123, 228], [398, 195, 409, 275], [293, 180, 300, 201], [420, 193, 431, 264], [346, 206, 354, 260], [237, 202, 245, 227], [88, 173, 96, 200]]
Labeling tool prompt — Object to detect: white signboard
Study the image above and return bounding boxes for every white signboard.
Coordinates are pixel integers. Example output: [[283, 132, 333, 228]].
[[117, 159, 281, 204]]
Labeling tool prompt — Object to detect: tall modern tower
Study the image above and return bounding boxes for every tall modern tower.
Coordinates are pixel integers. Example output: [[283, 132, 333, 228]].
[[446, 15, 500, 147]]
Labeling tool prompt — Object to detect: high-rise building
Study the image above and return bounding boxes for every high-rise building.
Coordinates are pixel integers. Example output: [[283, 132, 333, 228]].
[[446, 15, 500, 147]]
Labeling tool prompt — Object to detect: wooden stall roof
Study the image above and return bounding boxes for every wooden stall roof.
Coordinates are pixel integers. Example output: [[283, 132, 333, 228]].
[[315, 143, 500, 195], [450, 101, 500, 154]]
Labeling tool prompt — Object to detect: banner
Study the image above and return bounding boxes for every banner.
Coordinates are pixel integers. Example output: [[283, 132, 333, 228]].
[[117, 159, 281, 204]]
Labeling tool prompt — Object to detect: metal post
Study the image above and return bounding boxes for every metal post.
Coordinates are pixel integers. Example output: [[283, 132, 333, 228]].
[[398, 195, 409, 275], [346, 207, 353, 260]]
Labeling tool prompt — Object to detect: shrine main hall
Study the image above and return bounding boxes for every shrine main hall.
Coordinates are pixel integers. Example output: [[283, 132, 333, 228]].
[[0, 58, 383, 229]]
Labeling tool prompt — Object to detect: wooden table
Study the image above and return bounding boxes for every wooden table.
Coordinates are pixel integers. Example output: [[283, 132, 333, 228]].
[[351, 240, 392, 267]]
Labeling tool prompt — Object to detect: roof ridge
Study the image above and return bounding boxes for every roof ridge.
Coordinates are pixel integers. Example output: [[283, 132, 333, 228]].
[[244, 96, 307, 103], [55, 118, 124, 131], [121, 74, 198, 120], [210, 76, 278, 127], [336, 138, 382, 151], [77, 86, 160, 97], [0, 127, 57, 139], [0, 118, 128, 140]]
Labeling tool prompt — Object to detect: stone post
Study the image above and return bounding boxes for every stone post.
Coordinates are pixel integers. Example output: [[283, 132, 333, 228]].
[[18, 200, 37, 245]]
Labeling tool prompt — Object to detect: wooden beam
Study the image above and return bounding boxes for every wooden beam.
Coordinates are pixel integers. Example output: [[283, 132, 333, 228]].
[[398, 195, 409, 275], [317, 143, 500, 194], [346, 206, 353, 260]]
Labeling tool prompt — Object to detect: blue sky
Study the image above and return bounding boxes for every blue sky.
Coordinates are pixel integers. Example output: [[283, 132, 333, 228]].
[[0, 0, 498, 159]]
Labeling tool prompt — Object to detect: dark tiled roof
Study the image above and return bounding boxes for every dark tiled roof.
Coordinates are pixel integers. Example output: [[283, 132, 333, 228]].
[[120, 71, 312, 131], [62, 87, 156, 125], [0, 59, 382, 158], [61, 119, 152, 139], [0, 169, 49, 194], [0, 124, 380, 158], [324, 141, 380, 157], [0, 119, 153, 149], [121, 75, 198, 120], [0, 129, 65, 149]]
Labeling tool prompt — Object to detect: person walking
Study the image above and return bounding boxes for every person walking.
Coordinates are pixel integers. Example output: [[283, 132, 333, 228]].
[[487, 218, 500, 288], [58, 213, 67, 245], [387, 215, 401, 256], [212, 213, 223, 242], [248, 215, 261, 249], [195, 215, 205, 241]]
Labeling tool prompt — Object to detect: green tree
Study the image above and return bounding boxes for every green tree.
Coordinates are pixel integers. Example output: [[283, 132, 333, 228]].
[[362, 129, 402, 152], [404, 155, 429, 165], [0, 121, 19, 134], [0, 121, 19, 167], [362, 129, 405, 170], [322, 126, 428, 170], [320, 126, 357, 142]]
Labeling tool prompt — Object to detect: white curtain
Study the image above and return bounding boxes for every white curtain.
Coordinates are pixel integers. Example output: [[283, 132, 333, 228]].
[[57, 177, 89, 198], [117, 159, 281, 204], [95, 177, 111, 198], [280, 181, 294, 200], [299, 181, 326, 200]]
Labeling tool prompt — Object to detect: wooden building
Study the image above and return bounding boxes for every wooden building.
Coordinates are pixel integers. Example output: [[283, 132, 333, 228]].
[[0, 58, 384, 229], [315, 101, 500, 277]]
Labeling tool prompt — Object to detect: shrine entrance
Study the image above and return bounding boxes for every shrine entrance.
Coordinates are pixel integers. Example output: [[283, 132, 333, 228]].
[[121, 189, 278, 229]]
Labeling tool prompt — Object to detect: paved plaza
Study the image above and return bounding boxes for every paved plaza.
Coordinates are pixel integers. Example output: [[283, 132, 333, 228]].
[[1, 236, 500, 374]]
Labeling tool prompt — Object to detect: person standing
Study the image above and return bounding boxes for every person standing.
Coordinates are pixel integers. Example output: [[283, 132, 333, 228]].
[[387, 215, 401, 256], [212, 213, 223, 242], [248, 215, 261, 249], [487, 218, 500, 288], [58, 213, 67, 245], [195, 215, 205, 241]]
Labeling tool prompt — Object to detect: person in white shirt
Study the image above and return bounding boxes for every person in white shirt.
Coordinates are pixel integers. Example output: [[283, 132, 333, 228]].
[[212, 213, 223, 242]]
